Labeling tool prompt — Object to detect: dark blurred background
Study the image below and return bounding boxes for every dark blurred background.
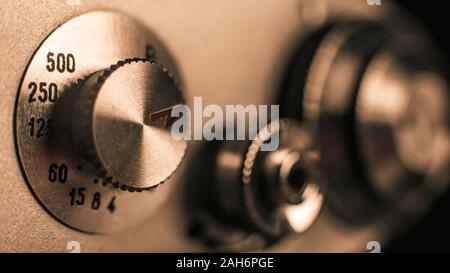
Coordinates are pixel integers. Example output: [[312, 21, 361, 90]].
[[386, 0, 450, 252]]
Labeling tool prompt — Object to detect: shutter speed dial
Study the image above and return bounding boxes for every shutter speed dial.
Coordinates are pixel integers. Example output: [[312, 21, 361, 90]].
[[72, 58, 186, 191], [15, 11, 186, 233]]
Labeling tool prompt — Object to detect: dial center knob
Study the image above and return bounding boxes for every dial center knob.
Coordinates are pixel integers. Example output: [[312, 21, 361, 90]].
[[72, 58, 186, 191]]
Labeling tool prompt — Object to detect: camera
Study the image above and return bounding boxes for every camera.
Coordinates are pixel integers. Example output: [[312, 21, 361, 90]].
[[0, 0, 448, 253]]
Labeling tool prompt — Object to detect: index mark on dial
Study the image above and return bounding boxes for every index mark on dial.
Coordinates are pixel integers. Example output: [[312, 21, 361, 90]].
[[149, 105, 181, 129], [146, 44, 157, 64]]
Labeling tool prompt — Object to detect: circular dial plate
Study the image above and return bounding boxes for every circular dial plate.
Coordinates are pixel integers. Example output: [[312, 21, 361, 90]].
[[15, 11, 180, 233]]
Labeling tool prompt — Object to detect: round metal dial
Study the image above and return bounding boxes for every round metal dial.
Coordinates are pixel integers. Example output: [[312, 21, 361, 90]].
[[211, 119, 323, 240], [301, 21, 449, 221], [72, 59, 186, 191], [14, 11, 184, 233], [240, 119, 323, 238]]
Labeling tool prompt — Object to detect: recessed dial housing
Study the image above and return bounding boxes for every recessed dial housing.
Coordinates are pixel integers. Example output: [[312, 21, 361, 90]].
[[280, 20, 449, 223], [15, 11, 185, 233]]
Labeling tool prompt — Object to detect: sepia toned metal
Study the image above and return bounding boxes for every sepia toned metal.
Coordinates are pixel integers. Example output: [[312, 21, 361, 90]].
[[236, 119, 323, 238], [71, 59, 186, 190], [14, 11, 183, 233], [0, 0, 447, 253], [301, 20, 449, 222]]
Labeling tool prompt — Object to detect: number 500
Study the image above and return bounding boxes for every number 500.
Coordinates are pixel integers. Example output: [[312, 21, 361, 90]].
[[46, 52, 75, 73]]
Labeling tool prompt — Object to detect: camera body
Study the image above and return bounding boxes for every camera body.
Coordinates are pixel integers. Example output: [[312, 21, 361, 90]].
[[0, 0, 447, 252]]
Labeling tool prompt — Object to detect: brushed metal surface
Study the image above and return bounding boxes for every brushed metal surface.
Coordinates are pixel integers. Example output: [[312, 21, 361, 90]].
[[0, 0, 412, 252], [72, 59, 186, 190], [302, 20, 449, 221], [356, 49, 449, 202], [15, 11, 186, 233], [214, 119, 323, 239]]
